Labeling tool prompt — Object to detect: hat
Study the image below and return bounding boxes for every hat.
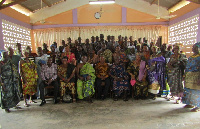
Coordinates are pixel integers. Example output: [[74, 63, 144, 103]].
[[38, 60, 46, 65]]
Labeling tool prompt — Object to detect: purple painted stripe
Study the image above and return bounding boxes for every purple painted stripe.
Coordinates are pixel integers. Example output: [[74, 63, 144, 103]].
[[32, 22, 169, 29], [122, 7, 127, 23], [197, 15, 200, 42], [72, 8, 78, 24], [0, 19, 3, 50], [169, 8, 200, 26]]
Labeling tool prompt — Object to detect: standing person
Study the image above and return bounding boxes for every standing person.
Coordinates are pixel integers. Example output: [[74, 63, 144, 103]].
[[14, 43, 23, 57], [167, 45, 187, 103], [0, 51, 20, 113], [20, 50, 38, 107], [127, 53, 148, 100], [7, 47, 22, 97], [39, 57, 59, 106], [77, 55, 96, 103], [61, 45, 76, 65], [95, 55, 110, 100], [58, 56, 76, 103], [110, 56, 129, 101], [97, 43, 113, 63], [147, 46, 166, 100], [182, 43, 200, 112], [113, 45, 128, 64]]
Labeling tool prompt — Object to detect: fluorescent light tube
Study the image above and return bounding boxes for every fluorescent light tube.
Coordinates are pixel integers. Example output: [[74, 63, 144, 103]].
[[89, 1, 115, 5]]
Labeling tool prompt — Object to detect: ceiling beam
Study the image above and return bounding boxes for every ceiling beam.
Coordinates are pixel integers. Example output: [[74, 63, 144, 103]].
[[151, 0, 157, 5], [30, 0, 91, 23], [42, 0, 51, 7], [0, 0, 6, 6], [0, 0, 27, 10], [116, 0, 169, 19], [187, 0, 200, 4]]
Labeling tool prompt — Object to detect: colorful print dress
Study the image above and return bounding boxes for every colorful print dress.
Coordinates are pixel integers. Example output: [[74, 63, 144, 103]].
[[110, 63, 129, 96], [167, 54, 187, 97], [21, 59, 38, 95], [77, 63, 96, 99], [182, 54, 200, 107]]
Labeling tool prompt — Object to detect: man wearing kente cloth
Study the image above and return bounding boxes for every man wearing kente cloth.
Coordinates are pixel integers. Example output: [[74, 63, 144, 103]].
[[77, 55, 96, 103]]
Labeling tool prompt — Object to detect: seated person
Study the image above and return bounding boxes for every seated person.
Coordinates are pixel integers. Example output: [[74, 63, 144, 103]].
[[39, 57, 59, 106], [110, 56, 129, 101], [61, 45, 76, 65], [58, 56, 76, 103], [127, 53, 148, 100], [97, 43, 112, 63], [77, 55, 96, 103], [95, 55, 110, 100]]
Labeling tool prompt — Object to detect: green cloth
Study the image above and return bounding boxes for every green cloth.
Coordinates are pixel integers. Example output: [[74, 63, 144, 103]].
[[77, 62, 96, 99], [0, 59, 20, 109]]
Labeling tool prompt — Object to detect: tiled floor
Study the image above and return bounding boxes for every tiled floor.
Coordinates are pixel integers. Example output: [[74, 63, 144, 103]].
[[0, 97, 200, 129]]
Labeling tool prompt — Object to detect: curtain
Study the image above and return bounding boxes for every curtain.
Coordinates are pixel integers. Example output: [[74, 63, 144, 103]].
[[33, 25, 161, 48]]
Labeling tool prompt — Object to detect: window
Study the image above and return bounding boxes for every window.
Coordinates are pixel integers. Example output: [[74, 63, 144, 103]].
[[2, 19, 31, 51], [168, 14, 199, 55]]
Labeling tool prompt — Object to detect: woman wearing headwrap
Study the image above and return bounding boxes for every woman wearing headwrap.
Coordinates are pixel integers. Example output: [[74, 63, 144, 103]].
[[147, 46, 166, 100], [182, 43, 200, 112], [127, 53, 148, 100], [20, 50, 38, 107], [167, 45, 187, 103], [58, 56, 76, 103], [0, 51, 20, 112], [61, 45, 76, 65]]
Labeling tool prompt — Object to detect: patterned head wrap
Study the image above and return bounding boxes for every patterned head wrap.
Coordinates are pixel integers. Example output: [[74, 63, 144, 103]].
[[38, 60, 46, 65], [194, 42, 200, 52], [0, 50, 6, 61], [23, 49, 30, 54], [50, 44, 56, 48]]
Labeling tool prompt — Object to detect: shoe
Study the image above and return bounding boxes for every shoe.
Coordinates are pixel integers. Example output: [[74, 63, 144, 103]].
[[123, 97, 128, 101], [5, 109, 10, 113], [88, 98, 93, 103], [39, 101, 46, 106], [152, 97, 157, 100], [191, 107, 200, 112], [53, 99, 58, 104], [101, 95, 105, 100], [114, 95, 118, 101], [184, 105, 194, 108], [174, 99, 181, 104]]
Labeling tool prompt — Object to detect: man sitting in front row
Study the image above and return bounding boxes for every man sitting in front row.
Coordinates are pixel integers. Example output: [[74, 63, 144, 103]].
[[39, 57, 59, 106]]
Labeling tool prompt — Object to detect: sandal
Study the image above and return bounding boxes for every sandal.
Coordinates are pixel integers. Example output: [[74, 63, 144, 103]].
[[184, 105, 194, 108], [24, 104, 29, 107], [191, 107, 200, 112], [174, 99, 181, 104], [152, 97, 157, 100], [73, 99, 76, 103], [114, 95, 118, 101], [29, 100, 37, 103]]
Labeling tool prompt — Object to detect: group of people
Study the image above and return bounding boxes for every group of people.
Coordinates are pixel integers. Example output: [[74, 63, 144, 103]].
[[0, 34, 200, 113]]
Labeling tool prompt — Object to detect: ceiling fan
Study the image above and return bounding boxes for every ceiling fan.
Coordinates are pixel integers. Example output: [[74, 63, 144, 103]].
[[36, 0, 57, 24], [154, 0, 176, 20]]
